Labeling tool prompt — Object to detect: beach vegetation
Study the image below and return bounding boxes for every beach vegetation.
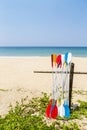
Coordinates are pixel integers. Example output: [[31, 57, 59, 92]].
[[0, 93, 87, 130]]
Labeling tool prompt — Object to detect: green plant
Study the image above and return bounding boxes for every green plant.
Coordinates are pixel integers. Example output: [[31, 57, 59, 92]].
[[0, 93, 86, 130]]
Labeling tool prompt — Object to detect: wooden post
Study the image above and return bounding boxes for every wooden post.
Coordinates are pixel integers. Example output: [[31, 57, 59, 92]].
[[69, 63, 74, 109]]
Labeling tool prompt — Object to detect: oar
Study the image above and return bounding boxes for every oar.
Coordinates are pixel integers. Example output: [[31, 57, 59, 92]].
[[46, 54, 54, 118], [46, 54, 58, 119], [56, 54, 65, 117], [50, 54, 58, 119], [56, 55, 61, 116], [64, 52, 72, 118], [66, 52, 72, 102], [55, 55, 60, 115], [51, 54, 54, 99], [53, 54, 60, 116]]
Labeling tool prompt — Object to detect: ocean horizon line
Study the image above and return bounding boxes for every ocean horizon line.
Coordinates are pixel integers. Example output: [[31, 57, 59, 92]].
[[0, 46, 87, 57], [0, 46, 87, 48]]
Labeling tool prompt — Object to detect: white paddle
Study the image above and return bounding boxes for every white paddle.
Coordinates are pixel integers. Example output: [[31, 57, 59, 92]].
[[58, 54, 65, 117]]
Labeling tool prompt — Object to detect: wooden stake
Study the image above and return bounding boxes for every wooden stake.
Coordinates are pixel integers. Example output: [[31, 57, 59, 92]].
[[69, 63, 74, 109]]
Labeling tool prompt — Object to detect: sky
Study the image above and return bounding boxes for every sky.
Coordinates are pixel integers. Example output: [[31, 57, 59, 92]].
[[0, 0, 87, 47]]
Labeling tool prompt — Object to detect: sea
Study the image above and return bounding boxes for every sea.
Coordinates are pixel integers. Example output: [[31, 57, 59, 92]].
[[0, 47, 87, 57]]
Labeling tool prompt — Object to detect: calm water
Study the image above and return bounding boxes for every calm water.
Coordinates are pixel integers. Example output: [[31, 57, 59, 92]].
[[0, 47, 87, 57]]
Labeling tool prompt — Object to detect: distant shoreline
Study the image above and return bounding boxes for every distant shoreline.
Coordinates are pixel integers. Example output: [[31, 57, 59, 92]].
[[0, 47, 87, 57]]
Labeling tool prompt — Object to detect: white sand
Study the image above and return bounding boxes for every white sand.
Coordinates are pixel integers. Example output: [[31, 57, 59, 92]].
[[0, 56, 87, 117]]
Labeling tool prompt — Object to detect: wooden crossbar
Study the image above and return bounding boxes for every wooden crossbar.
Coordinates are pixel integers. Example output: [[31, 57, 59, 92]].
[[34, 71, 87, 75]]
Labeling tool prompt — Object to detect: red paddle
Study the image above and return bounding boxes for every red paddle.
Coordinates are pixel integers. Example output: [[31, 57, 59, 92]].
[[46, 99, 58, 119], [46, 99, 53, 118], [56, 55, 62, 68], [46, 54, 58, 119]]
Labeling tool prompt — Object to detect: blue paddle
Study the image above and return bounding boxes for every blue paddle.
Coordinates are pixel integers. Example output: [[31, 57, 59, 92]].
[[64, 100, 70, 117], [64, 52, 72, 118]]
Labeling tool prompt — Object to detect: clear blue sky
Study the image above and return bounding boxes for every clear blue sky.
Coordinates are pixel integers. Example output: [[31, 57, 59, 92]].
[[0, 0, 87, 46]]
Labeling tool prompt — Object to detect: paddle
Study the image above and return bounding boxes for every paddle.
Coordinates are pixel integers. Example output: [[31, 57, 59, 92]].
[[60, 54, 66, 117], [46, 54, 58, 119], [64, 52, 72, 118], [53, 54, 61, 116], [56, 54, 65, 117], [50, 54, 58, 119], [56, 55, 61, 116], [46, 54, 54, 118], [46, 54, 53, 118], [56, 55, 61, 115]]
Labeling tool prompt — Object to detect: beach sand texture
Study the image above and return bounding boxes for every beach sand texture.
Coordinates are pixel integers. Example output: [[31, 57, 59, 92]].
[[0, 56, 87, 117]]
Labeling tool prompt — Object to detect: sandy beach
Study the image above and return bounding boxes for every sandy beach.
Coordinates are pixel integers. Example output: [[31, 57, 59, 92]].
[[0, 56, 87, 118]]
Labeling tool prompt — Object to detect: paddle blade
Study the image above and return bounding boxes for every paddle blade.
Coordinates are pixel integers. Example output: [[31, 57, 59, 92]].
[[59, 105, 65, 117], [56, 55, 62, 68], [65, 52, 72, 65], [46, 103, 52, 118], [51, 54, 53, 68], [51, 105, 58, 119], [53, 54, 57, 67], [46, 100, 58, 119], [46, 99, 53, 117], [61, 54, 65, 67], [64, 104, 70, 118], [67, 52, 72, 64]]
